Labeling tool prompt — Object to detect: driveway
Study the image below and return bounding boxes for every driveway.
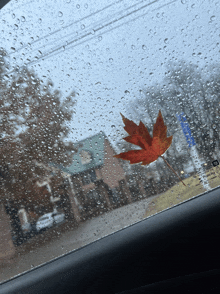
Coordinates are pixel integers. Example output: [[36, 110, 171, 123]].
[[0, 196, 157, 283]]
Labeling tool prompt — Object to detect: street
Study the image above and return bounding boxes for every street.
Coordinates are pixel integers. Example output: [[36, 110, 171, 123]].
[[0, 196, 156, 283]]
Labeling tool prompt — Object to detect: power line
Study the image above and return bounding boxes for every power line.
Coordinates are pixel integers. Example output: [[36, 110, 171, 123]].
[[33, 0, 160, 63], [9, 0, 160, 58], [7, 0, 177, 74], [7, 0, 125, 55], [35, 0, 159, 53]]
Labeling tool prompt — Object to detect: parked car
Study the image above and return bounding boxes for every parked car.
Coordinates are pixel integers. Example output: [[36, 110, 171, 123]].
[[36, 213, 54, 232], [52, 212, 65, 225], [36, 212, 65, 232]]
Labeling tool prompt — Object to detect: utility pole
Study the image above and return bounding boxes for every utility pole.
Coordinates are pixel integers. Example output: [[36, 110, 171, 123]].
[[176, 112, 211, 191]]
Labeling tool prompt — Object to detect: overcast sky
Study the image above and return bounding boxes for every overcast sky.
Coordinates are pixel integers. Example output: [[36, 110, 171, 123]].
[[1, 0, 219, 146]]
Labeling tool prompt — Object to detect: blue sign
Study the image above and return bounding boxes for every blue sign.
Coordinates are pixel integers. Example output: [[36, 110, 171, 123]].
[[176, 113, 196, 148]]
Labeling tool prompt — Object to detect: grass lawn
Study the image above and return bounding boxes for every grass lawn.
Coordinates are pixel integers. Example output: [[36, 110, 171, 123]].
[[144, 166, 220, 218]]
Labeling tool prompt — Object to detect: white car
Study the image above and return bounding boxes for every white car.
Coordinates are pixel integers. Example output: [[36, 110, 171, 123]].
[[36, 212, 65, 232], [36, 213, 54, 232], [52, 212, 65, 225]]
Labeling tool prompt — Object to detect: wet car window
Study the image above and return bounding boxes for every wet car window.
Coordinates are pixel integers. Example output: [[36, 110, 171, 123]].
[[0, 0, 220, 283]]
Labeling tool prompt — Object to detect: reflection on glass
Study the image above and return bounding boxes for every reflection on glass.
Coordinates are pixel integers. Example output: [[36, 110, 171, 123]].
[[0, 0, 220, 283]]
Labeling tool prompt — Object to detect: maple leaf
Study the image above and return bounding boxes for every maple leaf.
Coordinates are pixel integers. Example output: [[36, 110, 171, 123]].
[[114, 110, 185, 186]]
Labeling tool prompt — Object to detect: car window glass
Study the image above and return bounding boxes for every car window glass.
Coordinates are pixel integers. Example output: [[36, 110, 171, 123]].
[[0, 0, 219, 283]]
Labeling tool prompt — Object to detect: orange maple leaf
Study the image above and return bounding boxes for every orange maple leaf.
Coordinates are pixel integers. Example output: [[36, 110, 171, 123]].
[[114, 110, 185, 186]]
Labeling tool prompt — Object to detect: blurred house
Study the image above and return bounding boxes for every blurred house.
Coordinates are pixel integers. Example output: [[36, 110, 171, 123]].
[[55, 131, 132, 221], [17, 131, 132, 224], [0, 132, 132, 257]]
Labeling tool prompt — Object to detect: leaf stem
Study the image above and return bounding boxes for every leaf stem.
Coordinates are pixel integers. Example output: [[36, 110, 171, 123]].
[[160, 155, 186, 186]]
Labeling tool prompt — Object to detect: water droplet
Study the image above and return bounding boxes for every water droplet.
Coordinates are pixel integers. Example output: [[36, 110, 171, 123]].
[[76, 4, 80, 9], [3, 74, 9, 80], [81, 24, 85, 29], [181, 0, 186, 4], [12, 13, 15, 19], [58, 11, 63, 17], [142, 45, 146, 50], [109, 58, 113, 63], [38, 18, 42, 24], [98, 36, 102, 41], [91, 29, 95, 35], [131, 45, 135, 50], [164, 38, 168, 44], [210, 15, 216, 21], [84, 3, 88, 8], [21, 16, 26, 22]]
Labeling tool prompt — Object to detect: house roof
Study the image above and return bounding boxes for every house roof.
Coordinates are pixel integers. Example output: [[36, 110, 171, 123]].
[[65, 131, 106, 175]]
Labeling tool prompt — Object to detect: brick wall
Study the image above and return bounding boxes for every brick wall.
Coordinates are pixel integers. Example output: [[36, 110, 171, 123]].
[[100, 139, 125, 189]]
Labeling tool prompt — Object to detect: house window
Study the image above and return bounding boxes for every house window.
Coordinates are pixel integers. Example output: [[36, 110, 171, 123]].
[[86, 189, 100, 200], [82, 169, 96, 185], [79, 150, 92, 165]]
